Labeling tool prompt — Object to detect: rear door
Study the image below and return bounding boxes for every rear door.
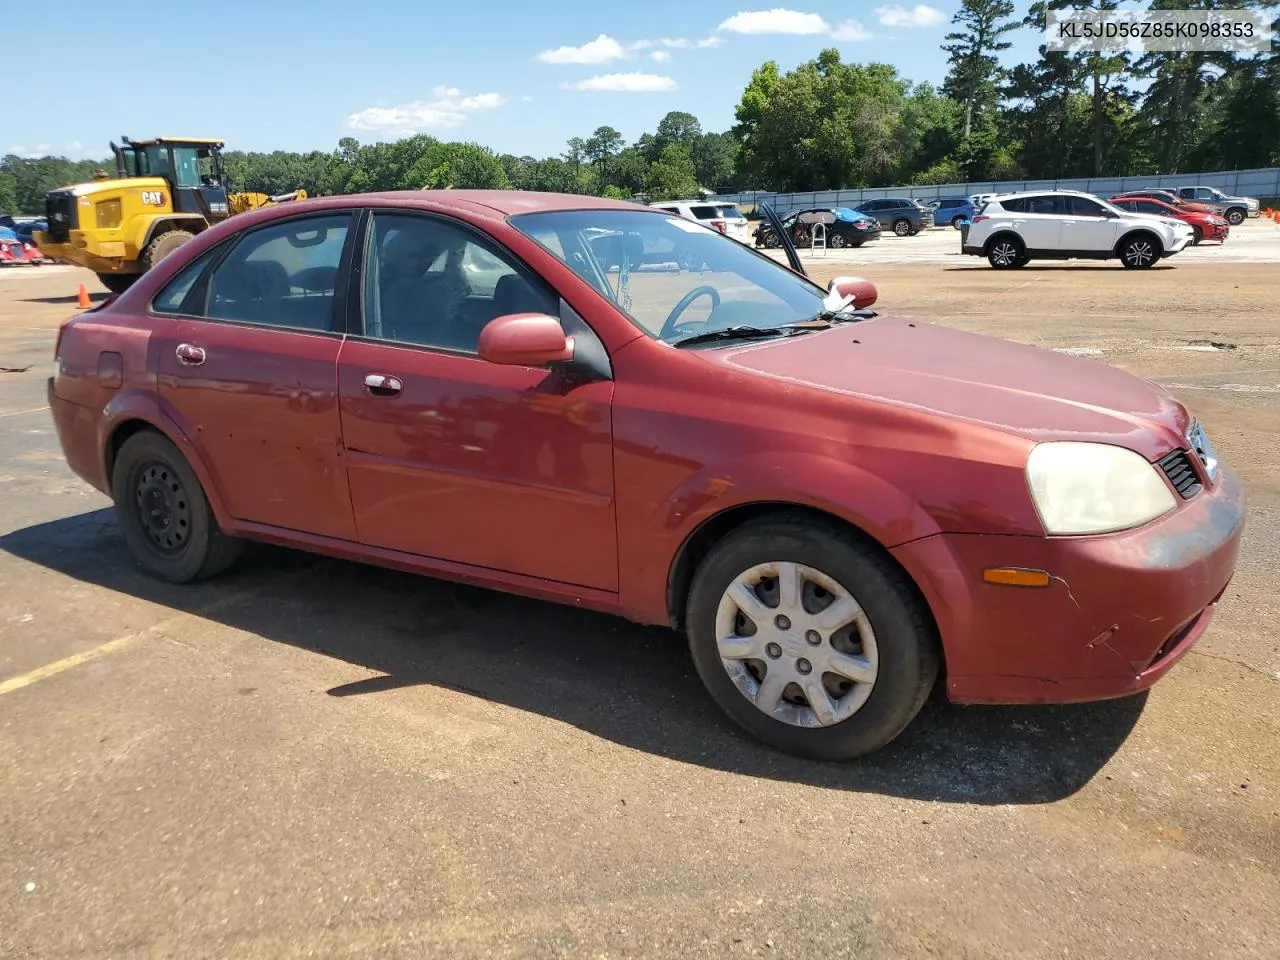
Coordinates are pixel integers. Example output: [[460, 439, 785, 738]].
[[1004, 196, 1063, 251], [151, 212, 358, 540]]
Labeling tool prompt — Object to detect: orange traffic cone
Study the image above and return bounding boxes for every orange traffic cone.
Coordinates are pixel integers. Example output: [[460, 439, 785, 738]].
[[76, 283, 91, 309]]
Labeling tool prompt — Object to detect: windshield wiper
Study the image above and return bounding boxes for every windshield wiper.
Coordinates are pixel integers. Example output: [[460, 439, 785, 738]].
[[807, 306, 877, 325], [672, 322, 827, 348]]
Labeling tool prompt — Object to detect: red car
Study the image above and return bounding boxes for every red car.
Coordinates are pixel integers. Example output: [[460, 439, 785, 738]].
[[1109, 195, 1230, 244], [0, 237, 46, 266], [47, 192, 1245, 759]]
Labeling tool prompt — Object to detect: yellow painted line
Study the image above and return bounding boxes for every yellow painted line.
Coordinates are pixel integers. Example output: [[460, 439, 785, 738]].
[[0, 406, 49, 419], [0, 564, 321, 698]]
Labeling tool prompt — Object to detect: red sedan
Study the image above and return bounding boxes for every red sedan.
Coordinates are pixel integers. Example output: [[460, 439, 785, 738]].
[[1109, 195, 1230, 244], [48, 191, 1245, 759]]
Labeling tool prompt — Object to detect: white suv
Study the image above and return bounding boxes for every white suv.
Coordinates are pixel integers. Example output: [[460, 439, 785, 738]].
[[650, 200, 753, 245], [964, 190, 1194, 269]]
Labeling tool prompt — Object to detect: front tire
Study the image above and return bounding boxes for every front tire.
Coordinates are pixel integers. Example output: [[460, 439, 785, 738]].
[[685, 515, 939, 760], [97, 273, 137, 295], [829, 233, 847, 249], [1119, 233, 1161, 268], [142, 229, 196, 271], [1192, 227, 1203, 245], [111, 430, 243, 583], [1225, 208, 1245, 226]]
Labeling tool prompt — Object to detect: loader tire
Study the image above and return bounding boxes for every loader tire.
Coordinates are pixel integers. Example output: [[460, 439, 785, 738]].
[[142, 230, 197, 271]]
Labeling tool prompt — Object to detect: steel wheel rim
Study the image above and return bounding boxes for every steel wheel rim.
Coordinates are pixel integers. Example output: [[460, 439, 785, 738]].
[[1125, 240, 1153, 266], [715, 561, 879, 728], [134, 460, 191, 555], [991, 242, 1018, 266]]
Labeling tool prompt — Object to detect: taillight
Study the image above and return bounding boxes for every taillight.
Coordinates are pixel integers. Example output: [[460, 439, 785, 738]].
[[710, 219, 726, 234], [972, 214, 990, 223]]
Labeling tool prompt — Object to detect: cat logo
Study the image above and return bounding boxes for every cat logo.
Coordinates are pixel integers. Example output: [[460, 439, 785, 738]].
[[141, 190, 166, 206]]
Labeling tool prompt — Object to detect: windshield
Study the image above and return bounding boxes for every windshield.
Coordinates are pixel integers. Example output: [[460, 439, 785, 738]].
[[511, 209, 829, 344]]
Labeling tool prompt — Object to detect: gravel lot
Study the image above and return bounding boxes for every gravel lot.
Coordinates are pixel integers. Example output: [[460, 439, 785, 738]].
[[1, 229, 1277, 958]]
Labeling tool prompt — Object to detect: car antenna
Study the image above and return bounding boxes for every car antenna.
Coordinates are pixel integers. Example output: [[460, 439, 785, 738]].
[[761, 201, 805, 277]]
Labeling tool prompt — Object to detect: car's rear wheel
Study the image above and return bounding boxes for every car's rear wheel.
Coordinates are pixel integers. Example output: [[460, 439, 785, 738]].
[[685, 515, 939, 760], [986, 236, 1025, 268], [761, 232, 780, 248], [97, 273, 137, 295], [1119, 233, 1161, 268], [951, 215, 966, 229], [1225, 208, 1245, 226], [111, 430, 244, 583], [892, 219, 911, 236]]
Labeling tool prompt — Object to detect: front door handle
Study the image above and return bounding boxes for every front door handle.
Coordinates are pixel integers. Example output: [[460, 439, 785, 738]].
[[363, 373, 403, 397], [176, 343, 206, 366]]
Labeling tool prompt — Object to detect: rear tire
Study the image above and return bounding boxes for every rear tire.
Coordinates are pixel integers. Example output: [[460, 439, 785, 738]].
[[986, 236, 1025, 269], [685, 515, 939, 760], [111, 430, 243, 583], [762, 232, 780, 249], [97, 273, 137, 295], [142, 229, 196, 271], [951, 215, 966, 229], [829, 233, 847, 249], [892, 219, 911, 237]]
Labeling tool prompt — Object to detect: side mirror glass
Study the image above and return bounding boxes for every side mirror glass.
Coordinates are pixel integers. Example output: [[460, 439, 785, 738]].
[[478, 313, 574, 367], [826, 276, 878, 309]]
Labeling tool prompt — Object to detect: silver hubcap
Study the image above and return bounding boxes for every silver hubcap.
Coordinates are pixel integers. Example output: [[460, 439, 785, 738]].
[[1125, 241, 1153, 266], [991, 242, 1018, 266], [715, 562, 878, 728]]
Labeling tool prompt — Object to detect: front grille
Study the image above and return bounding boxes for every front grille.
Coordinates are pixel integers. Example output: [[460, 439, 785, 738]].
[[1157, 449, 1202, 499], [44, 191, 77, 242]]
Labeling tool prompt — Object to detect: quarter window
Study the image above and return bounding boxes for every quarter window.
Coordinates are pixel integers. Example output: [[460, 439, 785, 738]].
[[362, 212, 557, 353], [206, 214, 351, 330]]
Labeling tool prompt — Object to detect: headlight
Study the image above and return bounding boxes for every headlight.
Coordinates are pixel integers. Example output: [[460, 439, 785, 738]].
[[1026, 442, 1176, 535]]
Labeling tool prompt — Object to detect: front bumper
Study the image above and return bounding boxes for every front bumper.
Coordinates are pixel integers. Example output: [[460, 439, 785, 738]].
[[891, 464, 1245, 705]]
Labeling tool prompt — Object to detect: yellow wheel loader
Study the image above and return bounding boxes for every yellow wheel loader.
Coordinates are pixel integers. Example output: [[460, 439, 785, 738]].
[[33, 136, 308, 293]]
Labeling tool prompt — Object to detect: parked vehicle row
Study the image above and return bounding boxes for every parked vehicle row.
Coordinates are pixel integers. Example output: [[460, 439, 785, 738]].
[[754, 208, 881, 249]]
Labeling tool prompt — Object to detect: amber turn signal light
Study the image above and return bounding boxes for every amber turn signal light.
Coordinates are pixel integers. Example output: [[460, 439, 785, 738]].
[[983, 567, 1051, 588]]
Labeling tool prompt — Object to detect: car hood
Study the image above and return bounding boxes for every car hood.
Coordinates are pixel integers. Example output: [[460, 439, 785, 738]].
[[714, 316, 1190, 459]]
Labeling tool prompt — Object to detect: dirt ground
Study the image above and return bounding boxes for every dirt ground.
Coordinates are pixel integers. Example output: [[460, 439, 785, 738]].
[[0, 254, 1277, 959]]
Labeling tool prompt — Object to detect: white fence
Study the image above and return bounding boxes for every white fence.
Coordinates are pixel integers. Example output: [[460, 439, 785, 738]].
[[712, 167, 1280, 214]]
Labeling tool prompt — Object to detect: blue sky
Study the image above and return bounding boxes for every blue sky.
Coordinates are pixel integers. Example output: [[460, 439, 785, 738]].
[[8, 2, 1050, 161]]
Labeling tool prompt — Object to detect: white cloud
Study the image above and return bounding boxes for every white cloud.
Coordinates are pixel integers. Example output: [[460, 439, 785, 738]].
[[650, 49, 671, 61], [875, 4, 945, 28], [561, 72, 678, 93], [832, 19, 873, 41], [717, 8, 831, 35], [537, 34, 626, 64], [345, 86, 506, 133], [697, 35, 723, 48], [521, 95, 534, 102]]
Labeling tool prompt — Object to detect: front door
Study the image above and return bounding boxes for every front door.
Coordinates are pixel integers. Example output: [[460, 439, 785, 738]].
[[153, 211, 358, 540], [336, 210, 618, 591], [1060, 195, 1120, 252]]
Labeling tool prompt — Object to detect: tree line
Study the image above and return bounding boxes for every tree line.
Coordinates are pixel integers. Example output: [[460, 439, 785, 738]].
[[3, 0, 1277, 214]]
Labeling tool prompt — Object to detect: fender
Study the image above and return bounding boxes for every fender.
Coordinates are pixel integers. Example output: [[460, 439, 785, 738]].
[[99, 388, 235, 534], [133, 215, 208, 254], [622, 450, 942, 622]]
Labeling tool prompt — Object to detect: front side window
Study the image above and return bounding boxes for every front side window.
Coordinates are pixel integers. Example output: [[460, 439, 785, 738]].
[[512, 209, 833, 345], [206, 214, 351, 330], [362, 212, 557, 353], [151, 243, 227, 314], [1067, 196, 1107, 217]]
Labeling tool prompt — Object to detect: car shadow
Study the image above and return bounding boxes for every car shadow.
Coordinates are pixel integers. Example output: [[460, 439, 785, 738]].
[[942, 264, 1178, 272], [19, 292, 110, 305], [0, 509, 1148, 805]]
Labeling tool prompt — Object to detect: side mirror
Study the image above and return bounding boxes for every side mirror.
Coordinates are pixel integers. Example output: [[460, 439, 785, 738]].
[[478, 313, 575, 367], [827, 276, 878, 309]]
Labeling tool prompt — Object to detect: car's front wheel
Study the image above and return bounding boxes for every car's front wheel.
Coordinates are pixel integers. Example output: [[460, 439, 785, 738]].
[[1225, 208, 1246, 226], [1119, 233, 1161, 269], [1192, 226, 1203, 245], [986, 236, 1025, 268], [111, 430, 244, 583], [686, 515, 939, 760]]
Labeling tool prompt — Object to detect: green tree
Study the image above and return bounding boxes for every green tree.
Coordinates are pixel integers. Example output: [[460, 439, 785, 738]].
[[646, 143, 699, 201], [943, 0, 1017, 140], [690, 132, 737, 192], [584, 126, 624, 191], [649, 111, 703, 161]]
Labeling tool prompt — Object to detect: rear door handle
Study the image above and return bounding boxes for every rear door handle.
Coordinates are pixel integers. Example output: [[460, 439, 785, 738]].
[[176, 343, 205, 366], [363, 373, 402, 397]]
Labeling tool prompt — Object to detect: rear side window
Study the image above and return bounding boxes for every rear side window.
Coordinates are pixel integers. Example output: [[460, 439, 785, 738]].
[[1000, 197, 1026, 213], [207, 214, 351, 331], [151, 242, 226, 314], [689, 206, 719, 220]]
